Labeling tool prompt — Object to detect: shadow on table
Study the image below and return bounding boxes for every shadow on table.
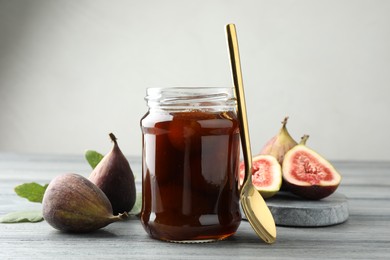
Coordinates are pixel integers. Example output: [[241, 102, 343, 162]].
[[47, 229, 118, 239]]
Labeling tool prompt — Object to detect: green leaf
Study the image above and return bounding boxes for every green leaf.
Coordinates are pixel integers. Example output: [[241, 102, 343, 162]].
[[128, 192, 142, 216], [0, 210, 43, 223], [85, 150, 104, 169], [14, 183, 48, 203]]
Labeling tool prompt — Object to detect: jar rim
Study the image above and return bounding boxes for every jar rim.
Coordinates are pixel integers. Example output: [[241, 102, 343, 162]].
[[145, 87, 236, 111], [146, 86, 234, 95]]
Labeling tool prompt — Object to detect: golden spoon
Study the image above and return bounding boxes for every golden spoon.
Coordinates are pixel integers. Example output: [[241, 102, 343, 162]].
[[226, 23, 276, 244]]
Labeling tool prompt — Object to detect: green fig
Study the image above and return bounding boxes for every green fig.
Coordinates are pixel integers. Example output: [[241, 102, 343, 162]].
[[42, 173, 127, 233], [260, 116, 298, 165], [89, 133, 136, 215]]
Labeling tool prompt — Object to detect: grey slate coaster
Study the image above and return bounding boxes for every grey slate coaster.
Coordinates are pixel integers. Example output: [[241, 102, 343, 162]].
[[242, 192, 349, 227]]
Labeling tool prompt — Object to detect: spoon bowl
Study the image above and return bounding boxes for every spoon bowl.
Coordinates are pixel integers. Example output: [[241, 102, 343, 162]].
[[226, 23, 276, 244], [240, 178, 277, 243]]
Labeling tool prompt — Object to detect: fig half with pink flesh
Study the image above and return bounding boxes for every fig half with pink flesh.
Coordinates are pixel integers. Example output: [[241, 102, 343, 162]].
[[282, 136, 341, 200], [239, 155, 282, 199]]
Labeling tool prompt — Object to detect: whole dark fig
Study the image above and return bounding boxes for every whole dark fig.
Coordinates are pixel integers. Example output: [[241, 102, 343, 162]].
[[89, 133, 136, 214], [42, 173, 127, 233]]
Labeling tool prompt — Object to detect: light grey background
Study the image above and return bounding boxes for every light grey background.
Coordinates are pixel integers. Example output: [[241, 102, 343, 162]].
[[1, 0, 389, 161]]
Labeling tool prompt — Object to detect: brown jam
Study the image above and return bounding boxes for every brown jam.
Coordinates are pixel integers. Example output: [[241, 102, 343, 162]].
[[140, 110, 241, 242]]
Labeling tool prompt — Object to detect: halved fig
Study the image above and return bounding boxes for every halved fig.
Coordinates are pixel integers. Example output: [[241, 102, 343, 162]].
[[282, 136, 341, 200], [239, 155, 282, 199]]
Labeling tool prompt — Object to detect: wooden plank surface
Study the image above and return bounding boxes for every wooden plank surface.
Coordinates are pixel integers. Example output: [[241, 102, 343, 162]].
[[1, 153, 389, 259]]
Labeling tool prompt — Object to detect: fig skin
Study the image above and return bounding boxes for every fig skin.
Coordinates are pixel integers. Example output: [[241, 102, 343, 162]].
[[260, 116, 297, 165], [282, 135, 341, 200], [284, 182, 339, 200], [89, 133, 136, 215], [42, 173, 127, 233], [260, 117, 297, 191]]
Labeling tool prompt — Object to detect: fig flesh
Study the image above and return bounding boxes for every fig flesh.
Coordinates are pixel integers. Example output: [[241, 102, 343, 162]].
[[239, 155, 282, 199], [282, 135, 341, 200], [89, 133, 136, 215], [260, 116, 297, 165], [42, 173, 127, 233]]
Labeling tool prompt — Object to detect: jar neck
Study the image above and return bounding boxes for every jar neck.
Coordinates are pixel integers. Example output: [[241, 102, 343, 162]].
[[145, 87, 237, 112]]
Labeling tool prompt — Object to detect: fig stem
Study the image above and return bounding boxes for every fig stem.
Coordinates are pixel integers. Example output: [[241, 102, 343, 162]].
[[118, 211, 129, 220], [109, 133, 118, 145], [281, 116, 289, 127], [300, 135, 310, 145], [110, 211, 129, 222]]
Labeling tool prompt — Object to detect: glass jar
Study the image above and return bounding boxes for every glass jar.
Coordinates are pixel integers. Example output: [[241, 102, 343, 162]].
[[140, 87, 241, 243]]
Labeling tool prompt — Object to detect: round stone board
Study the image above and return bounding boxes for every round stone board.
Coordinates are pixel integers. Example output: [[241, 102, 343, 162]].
[[242, 192, 349, 227]]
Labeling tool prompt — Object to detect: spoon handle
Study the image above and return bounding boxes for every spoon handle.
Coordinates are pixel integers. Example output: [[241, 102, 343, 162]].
[[226, 24, 253, 184]]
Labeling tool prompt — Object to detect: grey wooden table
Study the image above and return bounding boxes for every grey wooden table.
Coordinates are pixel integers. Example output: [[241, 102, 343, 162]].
[[0, 153, 389, 259]]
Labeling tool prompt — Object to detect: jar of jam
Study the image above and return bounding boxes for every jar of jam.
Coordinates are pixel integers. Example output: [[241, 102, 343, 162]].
[[140, 87, 241, 243]]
